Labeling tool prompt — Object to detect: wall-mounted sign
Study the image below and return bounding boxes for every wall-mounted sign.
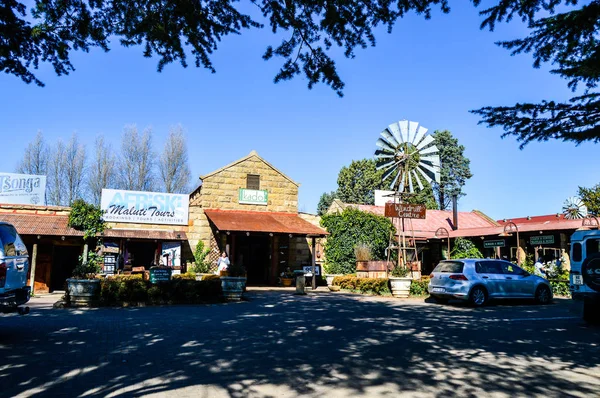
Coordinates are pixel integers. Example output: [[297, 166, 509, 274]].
[[384, 202, 426, 219], [101, 189, 189, 225], [484, 240, 505, 248], [239, 188, 268, 205], [161, 242, 181, 267], [530, 235, 555, 245], [0, 172, 46, 205]]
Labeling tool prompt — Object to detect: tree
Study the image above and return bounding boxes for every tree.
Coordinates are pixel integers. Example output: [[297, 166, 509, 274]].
[[118, 125, 155, 191], [336, 159, 387, 205], [321, 207, 396, 274], [578, 184, 600, 216], [63, 133, 86, 205], [47, 139, 66, 206], [17, 131, 49, 176], [88, 135, 116, 205], [432, 130, 473, 210], [404, 183, 438, 210], [158, 126, 191, 193], [317, 191, 338, 216]]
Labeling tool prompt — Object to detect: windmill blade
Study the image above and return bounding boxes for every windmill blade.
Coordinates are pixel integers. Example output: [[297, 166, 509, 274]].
[[419, 162, 441, 184], [408, 170, 415, 193], [421, 154, 441, 167], [416, 166, 434, 185], [419, 145, 439, 156], [416, 134, 435, 150], [388, 122, 403, 145], [408, 121, 419, 144], [397, 174, 405, 192], [376, 159, 398, 171], [390, 169, 402, 190], [376, 138, 395, 152], [413, 125, 428, 147], [412, 170, 424, 190], [398, 120, 409, 143], [381, 129, 400, 148], [381, 161, 401, 178]]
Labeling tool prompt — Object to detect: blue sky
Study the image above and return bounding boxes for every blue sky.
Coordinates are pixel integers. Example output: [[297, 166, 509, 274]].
[[1, 2, 597, 219]]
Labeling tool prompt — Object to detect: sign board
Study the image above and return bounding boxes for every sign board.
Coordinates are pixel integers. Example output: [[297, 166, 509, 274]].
[[239, 189, 268, 205], [149, 267, 172, 283], [484, 240, 505, 248], [101, 189, 189, 225], [0, 172, 46, 205], [303, 265, 321, 276], [530, 235, 555, 245], [384, 202, 427, 219], [160, 242, 181, 267]]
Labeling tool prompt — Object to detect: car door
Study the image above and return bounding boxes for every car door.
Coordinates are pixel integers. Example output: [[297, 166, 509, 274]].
[[0, 225, 29, 293], [499, 261, 535, 297], [474, 260, 504, 298]]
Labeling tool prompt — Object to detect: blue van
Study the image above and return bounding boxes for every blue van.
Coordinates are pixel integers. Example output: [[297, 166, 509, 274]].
[[570, 229, 600, 324], [0, 222, 31, 314]]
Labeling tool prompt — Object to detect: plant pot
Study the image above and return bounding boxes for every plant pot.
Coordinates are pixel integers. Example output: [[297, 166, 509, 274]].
[[328, 285, 341, 292], [325, 274, 343, 287], [66, 278, 101, 307], [389, 277, 412, 298], [221, 276, 247, 301], [281, 277, 293, 287]]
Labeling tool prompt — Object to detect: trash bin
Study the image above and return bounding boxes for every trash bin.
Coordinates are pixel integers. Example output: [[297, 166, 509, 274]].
[[293, 270, 307, 295]]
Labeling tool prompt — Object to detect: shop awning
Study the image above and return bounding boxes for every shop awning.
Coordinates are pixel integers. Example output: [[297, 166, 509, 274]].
[[204, 209, 328, 236], [0, 213, 186, 240]]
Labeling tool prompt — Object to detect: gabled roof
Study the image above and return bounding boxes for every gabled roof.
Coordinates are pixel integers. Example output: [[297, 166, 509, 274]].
[[199, 150, 300, 187]]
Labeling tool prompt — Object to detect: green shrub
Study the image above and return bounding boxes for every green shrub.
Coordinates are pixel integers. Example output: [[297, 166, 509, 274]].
[[391, 266, 410, 277], [410, 277, 430, 296], [321, 208, 396, 275], [193, 241, 212, 273], [332, 276, 389, 295], [550, 280, 571, 297], [451, 237, 483, 259], [173, 272, 196, 280], [521, 254, 535, 275]]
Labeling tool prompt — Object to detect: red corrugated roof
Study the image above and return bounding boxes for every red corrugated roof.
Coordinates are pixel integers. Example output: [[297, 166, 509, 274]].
[[452, 218, 583, 238], [204, 209, 328, 236], [0, 213, 186, 240], [354, 205, 497, 238], [498, 214, 568, 224]]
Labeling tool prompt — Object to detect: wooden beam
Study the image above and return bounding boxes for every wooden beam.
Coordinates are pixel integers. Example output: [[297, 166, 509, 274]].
[[311, 237, 316, 290], [30, 243, 38, 296]]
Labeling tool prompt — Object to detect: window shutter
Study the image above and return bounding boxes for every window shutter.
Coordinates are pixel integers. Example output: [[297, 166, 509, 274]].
[[247, 174, 260, 190]]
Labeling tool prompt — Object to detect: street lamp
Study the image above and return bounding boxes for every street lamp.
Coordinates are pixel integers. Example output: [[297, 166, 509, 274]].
[[499, 221, 520, 265], [435, 227, 451, 260]]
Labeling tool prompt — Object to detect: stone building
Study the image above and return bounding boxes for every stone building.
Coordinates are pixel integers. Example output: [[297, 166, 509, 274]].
[[187, 151, 327, 285]]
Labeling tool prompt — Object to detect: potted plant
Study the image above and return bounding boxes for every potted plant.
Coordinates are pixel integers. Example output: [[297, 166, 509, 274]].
[[192, 241, 214, 281], [280, 268, 294, 287], [389, 265, 412, 298], [67, 252, 103, 306], [220, 262, 247, 301]]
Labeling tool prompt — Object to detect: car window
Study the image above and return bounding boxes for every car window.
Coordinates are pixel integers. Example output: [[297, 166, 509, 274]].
[[573, 243, 582, 262], [0, 225, 18, 256], [433, 261, 464, 273], [476, 261, 503, 274], [500, 262, 522, 275], [586, 238, 600, 257]]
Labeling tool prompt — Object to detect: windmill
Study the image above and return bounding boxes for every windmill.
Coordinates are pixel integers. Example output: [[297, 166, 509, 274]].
[[375, 120, 441, 193], [563, 197, 588, 219], [375, 120, 441, 273]]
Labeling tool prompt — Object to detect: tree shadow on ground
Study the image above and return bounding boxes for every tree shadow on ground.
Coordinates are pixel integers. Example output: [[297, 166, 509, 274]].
[[0, 291, 598, 397]]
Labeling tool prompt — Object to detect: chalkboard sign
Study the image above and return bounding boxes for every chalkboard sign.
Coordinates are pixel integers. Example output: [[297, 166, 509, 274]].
[[150, 267, 172, 283]]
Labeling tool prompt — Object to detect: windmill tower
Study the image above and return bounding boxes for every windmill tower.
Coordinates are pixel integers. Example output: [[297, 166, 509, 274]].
[[374, 120, 441, 270]]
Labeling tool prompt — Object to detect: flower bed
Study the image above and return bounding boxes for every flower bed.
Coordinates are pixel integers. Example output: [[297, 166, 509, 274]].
[[332, 275, 390, 295], [99, 273, 223, 306]]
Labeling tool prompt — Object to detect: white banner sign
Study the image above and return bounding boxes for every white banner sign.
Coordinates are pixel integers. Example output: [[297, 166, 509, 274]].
[[101, 189, 189, 225], [0, 172, 46, 205]]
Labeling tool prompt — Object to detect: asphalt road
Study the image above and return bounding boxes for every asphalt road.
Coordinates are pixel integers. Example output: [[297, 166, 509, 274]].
[[1, 290, 598, 398]]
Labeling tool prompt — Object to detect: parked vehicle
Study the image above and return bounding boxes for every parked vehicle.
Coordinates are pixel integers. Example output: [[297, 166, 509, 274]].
[[428, 259, 552, 307], [570, 230, 600, 324], [0, 222, 31, 315]]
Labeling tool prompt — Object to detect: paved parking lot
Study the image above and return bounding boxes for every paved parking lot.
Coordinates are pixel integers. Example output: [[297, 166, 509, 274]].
[[1, 290, 599, 397]]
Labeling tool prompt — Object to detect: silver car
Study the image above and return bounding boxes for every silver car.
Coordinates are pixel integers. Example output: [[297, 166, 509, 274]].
[[428, 259, 552, 306]]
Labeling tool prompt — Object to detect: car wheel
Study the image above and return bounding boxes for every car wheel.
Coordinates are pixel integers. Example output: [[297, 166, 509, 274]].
[[535, 285, 552, 305], [469, 286, 487, 307], [432, 296, 449, 304], [583, 298, 600, 325]]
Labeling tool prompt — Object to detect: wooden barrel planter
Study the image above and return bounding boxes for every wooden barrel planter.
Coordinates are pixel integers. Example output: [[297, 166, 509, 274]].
[[356, 261, 394, 279]]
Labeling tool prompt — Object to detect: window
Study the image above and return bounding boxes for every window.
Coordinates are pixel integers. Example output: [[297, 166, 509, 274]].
[[585, 239, 600, 258], [433, 261, 464, 273], [573, 242, 582, 262], [0, 225, 24, 257], [499, 261, 523, 275], [246, 174, 260, 190], [475, 261, 503, 274]]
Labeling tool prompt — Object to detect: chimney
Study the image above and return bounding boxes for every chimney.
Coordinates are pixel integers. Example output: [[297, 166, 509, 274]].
[[452, 195, 458, 230]]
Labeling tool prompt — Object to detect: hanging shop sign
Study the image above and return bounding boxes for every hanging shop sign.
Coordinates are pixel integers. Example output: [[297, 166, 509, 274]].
[[484, 240, 505, 248], [101, 189, 189, 225], [384, 202, 426, 219], [0, 172, 46, 205], [160, 242, 181, 267], [239, 188, 268, 205], [530, 235, 555, 245]]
